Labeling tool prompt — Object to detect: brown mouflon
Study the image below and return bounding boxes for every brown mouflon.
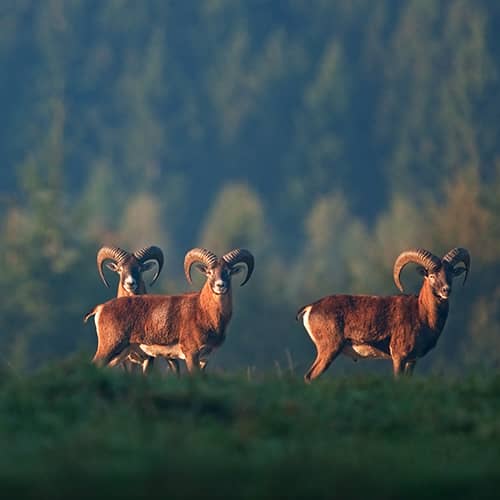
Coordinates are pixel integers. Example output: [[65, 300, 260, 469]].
[[94, 245, 177, 373], [297, 247, 470, 381], [85, 248, 254, 374]]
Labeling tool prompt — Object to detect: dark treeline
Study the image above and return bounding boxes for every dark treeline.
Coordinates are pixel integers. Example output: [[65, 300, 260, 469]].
[[0, 0, 499, 374]]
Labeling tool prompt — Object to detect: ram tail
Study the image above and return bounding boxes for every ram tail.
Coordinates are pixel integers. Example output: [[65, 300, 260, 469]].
[[296, 304, 312, 322], [84, 305, 100, 323]]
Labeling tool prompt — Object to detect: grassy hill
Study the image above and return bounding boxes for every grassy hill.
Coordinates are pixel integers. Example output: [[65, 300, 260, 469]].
[[1, 358, 499, 499]]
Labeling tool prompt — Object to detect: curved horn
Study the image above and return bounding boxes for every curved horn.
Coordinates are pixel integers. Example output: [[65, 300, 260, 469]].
[[222, 248, 255, 286], [184, 248, 218, 284], [393, 248, 441, 292], [133, 246, 164, 286], [96, 246, 130, 288], [442, 247, 470, 285]]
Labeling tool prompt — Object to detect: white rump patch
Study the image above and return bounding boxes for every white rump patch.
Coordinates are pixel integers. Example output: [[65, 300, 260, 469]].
[[94, 307, 101, 331], [302, 306, 316, 343]]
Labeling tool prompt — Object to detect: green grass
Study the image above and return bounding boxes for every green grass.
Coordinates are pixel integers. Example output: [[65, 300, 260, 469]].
[[1, 358, 499, 499]]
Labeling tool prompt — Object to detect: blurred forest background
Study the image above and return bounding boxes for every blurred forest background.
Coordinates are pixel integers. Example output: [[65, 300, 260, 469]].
[[0, 0, 498, 374]]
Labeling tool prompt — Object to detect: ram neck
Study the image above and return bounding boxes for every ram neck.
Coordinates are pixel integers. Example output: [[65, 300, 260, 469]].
[[418, 284, 449, 334], [199, 284, 232, 331], [116, 285, 145, 298]]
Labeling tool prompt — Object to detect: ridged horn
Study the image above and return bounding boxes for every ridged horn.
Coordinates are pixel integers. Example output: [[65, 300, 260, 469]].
[[222, 248, 255, 286], [442, 247, 470, 286], [393, 248, 441, 292], [133, 246, 164, 286], [96, 246, 130, 288], [184, 248, 218, 284]]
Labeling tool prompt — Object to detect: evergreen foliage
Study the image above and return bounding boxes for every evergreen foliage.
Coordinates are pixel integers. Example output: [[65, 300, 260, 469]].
[[0, 0, 498, 372]]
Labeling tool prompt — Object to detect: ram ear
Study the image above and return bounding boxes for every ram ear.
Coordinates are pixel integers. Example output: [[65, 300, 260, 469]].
[[141, 261, 156, 273], [194, 263, 208, 275], [230, 265, 244, 276], [453, 267, 466, 277], [106, 262, 119, 272], [416, 266, 427, 277]]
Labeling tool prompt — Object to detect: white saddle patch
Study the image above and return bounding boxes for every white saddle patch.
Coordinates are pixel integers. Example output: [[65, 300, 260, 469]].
[[139, 344, 186, 360], [342, 344, 391, 360]]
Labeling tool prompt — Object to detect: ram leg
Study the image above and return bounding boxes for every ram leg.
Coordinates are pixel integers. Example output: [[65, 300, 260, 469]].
[[92, 343, 124, 367], [185, 352, 201, 375], [141, 356, 155, 375], [392, 356, 404, 378], [167, 359, 180, 376], [108, 346, 137, 368], [304, 342, 343, 383], [120, 347, 151, 374], [122, 359, 139, 373], [404, 360, 416, 376], [92, 353, 108, 368]]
